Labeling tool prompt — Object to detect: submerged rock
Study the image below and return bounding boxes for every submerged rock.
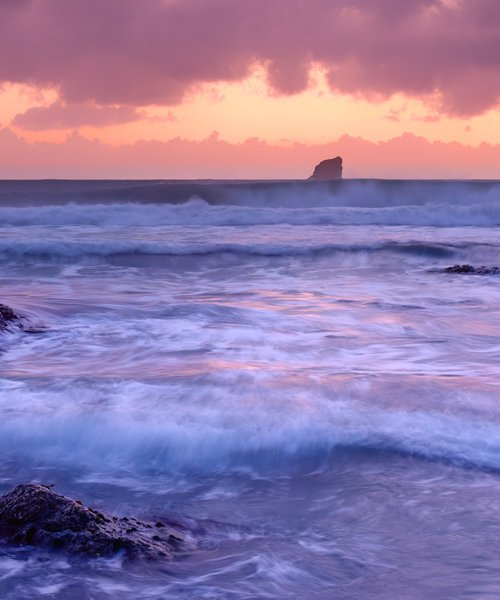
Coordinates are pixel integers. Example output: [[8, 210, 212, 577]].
[[444, 264, 500, 275], [309, 156, 343, 180], [0, 484, 183, 560]]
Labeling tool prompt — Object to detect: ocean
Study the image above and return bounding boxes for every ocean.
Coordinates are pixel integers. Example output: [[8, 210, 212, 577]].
[[1, 179, 500, 599]]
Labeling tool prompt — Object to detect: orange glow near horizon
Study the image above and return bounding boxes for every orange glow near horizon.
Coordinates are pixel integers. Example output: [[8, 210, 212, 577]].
[[1, 67, 500, 179], [2, 68, 499, 149]]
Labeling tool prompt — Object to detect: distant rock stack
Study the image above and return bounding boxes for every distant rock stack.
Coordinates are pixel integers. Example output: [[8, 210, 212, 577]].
[[309, 156, 343, 180]]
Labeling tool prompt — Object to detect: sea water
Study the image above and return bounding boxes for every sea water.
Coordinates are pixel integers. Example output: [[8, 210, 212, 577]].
[[1, 179, 500, 599]]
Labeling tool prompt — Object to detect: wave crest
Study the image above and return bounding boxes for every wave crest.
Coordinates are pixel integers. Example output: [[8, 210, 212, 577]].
[[1, 179, 500, 227], [1, 381, 500, 476]]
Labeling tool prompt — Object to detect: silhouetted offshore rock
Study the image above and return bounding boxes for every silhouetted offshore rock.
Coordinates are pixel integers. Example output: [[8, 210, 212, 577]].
[[309, 156, 343, 180], [0, 484, 184, 560], [444, 264, 500, 275]]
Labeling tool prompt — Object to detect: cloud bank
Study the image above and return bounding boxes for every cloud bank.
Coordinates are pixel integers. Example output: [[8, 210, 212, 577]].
[[1, 0, 499, 116], [0, 128, 498, 179], [13, 102, 141, 130]]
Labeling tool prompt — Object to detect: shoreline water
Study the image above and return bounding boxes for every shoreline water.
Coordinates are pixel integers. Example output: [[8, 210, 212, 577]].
[[1, 179, 500, 598]]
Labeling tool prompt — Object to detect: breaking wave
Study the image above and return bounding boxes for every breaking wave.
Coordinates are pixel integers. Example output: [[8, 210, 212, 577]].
[[0, 179, 500, 227], [1, 384, 500, 476], [0, 238, 471, 261]]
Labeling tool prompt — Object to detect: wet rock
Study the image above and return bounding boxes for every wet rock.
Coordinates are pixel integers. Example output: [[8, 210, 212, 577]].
[[0, 304, 20, 331], [309, 156, 343, 180], [0, 303, 45, 334], [0, 484, 184, 560], [444, 264, 500, 275]]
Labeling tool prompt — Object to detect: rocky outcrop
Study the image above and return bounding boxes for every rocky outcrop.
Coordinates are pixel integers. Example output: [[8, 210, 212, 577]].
[[444, 264, 500, 275], [309, 156, 343, 180], [0, 484, 184, 560], [0, 304, 20, 331], [0, 303, 45, 334]]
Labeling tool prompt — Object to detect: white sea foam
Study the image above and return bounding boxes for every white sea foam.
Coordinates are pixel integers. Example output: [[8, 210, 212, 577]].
[[1, 197, 500, 228], [0, 237, 466, 261], [0, 177, 500, 228], [0, 220, 498, 264], [1, 380, 499, 476]]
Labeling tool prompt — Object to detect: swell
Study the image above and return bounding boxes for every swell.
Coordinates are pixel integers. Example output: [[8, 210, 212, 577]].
[[0, 238, 469, 261], [2, 200, 500, 229]]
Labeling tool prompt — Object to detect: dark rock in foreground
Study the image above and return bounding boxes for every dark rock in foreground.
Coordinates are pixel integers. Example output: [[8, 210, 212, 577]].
[[444, 264, 500, 275], [309, 156, 343, 180], [0, 484, 183, 560]]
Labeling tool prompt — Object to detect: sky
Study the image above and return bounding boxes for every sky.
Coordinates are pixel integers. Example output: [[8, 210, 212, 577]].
[[0, 0, 499, 179]]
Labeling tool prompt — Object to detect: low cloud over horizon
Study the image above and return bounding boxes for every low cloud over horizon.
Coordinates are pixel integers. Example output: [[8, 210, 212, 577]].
[[1, 127, 498, 180]]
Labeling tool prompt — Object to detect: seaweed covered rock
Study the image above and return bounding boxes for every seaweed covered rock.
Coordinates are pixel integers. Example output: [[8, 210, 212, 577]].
[[0, 484, 183, 560], [444, 264, 500, 275]]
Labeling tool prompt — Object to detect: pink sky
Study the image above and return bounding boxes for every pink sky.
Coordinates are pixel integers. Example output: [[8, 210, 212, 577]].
[[0, 0, 499, 178]]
